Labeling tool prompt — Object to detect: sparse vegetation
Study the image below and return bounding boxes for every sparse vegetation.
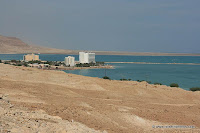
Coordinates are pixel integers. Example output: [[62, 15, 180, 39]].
[[28, 60, 41, 64], [120, 78, 131, 81], [76, 62, 105, 67], [43, 61, 54, 65], [4, 61, 9, 64], [42, 61, 63, 66], [96, 62, 105, 66], [146, 81, 151, 84], [190, 87, 200, 91], [1, 59, 65, 69], [76, 63, 94, 67], [120, 78, 128, 81], [23, 63, 28, 67], [103, 76, 111, 80], [170, 83, 179, 87], [11, 60, 17, 63], [137, 80, 151, 84], [154, 82, 162, 85], [137, 80, 144, 82]]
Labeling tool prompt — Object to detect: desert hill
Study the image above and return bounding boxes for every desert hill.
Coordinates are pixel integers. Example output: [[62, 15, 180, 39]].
[[1, 34, 200, 56], [0, 63, 200, 132], [0, 35, 76, 54]]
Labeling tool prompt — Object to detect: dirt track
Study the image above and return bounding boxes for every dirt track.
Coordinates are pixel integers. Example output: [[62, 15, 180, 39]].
[[0, 63, 200, 133]]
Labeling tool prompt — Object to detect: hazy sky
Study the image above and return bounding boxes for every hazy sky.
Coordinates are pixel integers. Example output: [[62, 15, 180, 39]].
[[0, 0, 200, 53]]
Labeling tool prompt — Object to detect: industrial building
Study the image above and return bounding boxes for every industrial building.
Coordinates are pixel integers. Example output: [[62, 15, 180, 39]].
[[23, 53, 39, 61], [79, 52, 95, 64], [64, 56, 75, 67]]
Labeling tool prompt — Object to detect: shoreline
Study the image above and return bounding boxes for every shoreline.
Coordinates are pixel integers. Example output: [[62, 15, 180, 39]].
[[50, 65, 114, 70], [1, 52, 200, 56], [0, 60, 114, 70]]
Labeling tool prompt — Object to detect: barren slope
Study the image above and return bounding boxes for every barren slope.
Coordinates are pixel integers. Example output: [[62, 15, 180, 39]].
[[0, 63, 200, 132], [0, 35, 76, 54], [0, 97, 104, 133]]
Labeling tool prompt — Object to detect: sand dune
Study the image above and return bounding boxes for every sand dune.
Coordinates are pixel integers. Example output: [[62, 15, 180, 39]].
[[0, 63, 200, 132]]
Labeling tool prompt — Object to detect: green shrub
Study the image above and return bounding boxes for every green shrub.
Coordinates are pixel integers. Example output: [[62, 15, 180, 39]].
[[137, 80, 144, 82], [96, 62, 105, 66], [4, 62, 9, 64], [23, 63, 28, 67], [103, 76, 110, 80], [170, 83, 179, 87], [76, 62, 96, 67], [190, 87, 200, 91], [154, 82, 162, 85], [146, 81, 151, 84], [28, 60, 41, 64], [120, 78, 132, 81], [11, 60, 17, 63], [43, 61, 53, 65], [120, 78, 128, 81], [136, 80, 151, 84]]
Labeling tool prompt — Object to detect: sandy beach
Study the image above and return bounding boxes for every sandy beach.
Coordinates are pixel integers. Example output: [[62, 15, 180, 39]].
[[0, 63, 200, 133]]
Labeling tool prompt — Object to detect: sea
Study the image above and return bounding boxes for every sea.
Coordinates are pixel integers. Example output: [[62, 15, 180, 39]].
[[1, 54, 200, 90]]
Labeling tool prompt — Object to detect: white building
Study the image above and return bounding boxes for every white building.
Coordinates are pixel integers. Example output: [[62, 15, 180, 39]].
[[79, 52, 95, 64], [64, 56, 75, 67], [23, 53, 39, 61]]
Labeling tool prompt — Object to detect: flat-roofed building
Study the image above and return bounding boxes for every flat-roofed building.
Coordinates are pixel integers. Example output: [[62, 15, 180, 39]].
[[79, 52, 85, 64], [64, 56, 75, 67], [23, 53, 39, 61], [79, 52, 95, 64]]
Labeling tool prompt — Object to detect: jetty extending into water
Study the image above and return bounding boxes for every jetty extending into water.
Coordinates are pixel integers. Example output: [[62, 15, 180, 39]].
[[105, 62, 200, 65]]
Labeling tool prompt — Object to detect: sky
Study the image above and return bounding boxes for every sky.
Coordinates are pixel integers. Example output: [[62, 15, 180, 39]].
[[0, 0, 200, 53]]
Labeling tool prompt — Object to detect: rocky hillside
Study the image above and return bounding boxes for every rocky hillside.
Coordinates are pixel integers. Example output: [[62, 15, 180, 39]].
[[0, 94, 104, 133]]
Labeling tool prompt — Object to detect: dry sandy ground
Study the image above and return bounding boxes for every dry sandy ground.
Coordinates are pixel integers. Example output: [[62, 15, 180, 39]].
[[0, 63, 200, 133], [0, 96, 104, 133]]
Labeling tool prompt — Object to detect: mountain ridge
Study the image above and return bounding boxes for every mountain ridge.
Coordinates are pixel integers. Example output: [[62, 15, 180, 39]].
[[0, 35, 76, 54], [0, 35, 200, 56]]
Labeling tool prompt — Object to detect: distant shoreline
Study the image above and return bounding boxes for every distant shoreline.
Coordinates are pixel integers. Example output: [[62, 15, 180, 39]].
[[1, 52, 200, 56], [1, 34, 200, 56], [51, 65, 114, 70], [105, 62, 200, 65]]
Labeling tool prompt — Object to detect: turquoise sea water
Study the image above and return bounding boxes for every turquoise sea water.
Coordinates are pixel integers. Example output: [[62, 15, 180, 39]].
[[0, 54, 200, 90]]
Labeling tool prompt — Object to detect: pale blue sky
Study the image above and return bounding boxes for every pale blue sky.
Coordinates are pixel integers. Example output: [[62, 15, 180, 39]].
[[0, 0, 200, 53]]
